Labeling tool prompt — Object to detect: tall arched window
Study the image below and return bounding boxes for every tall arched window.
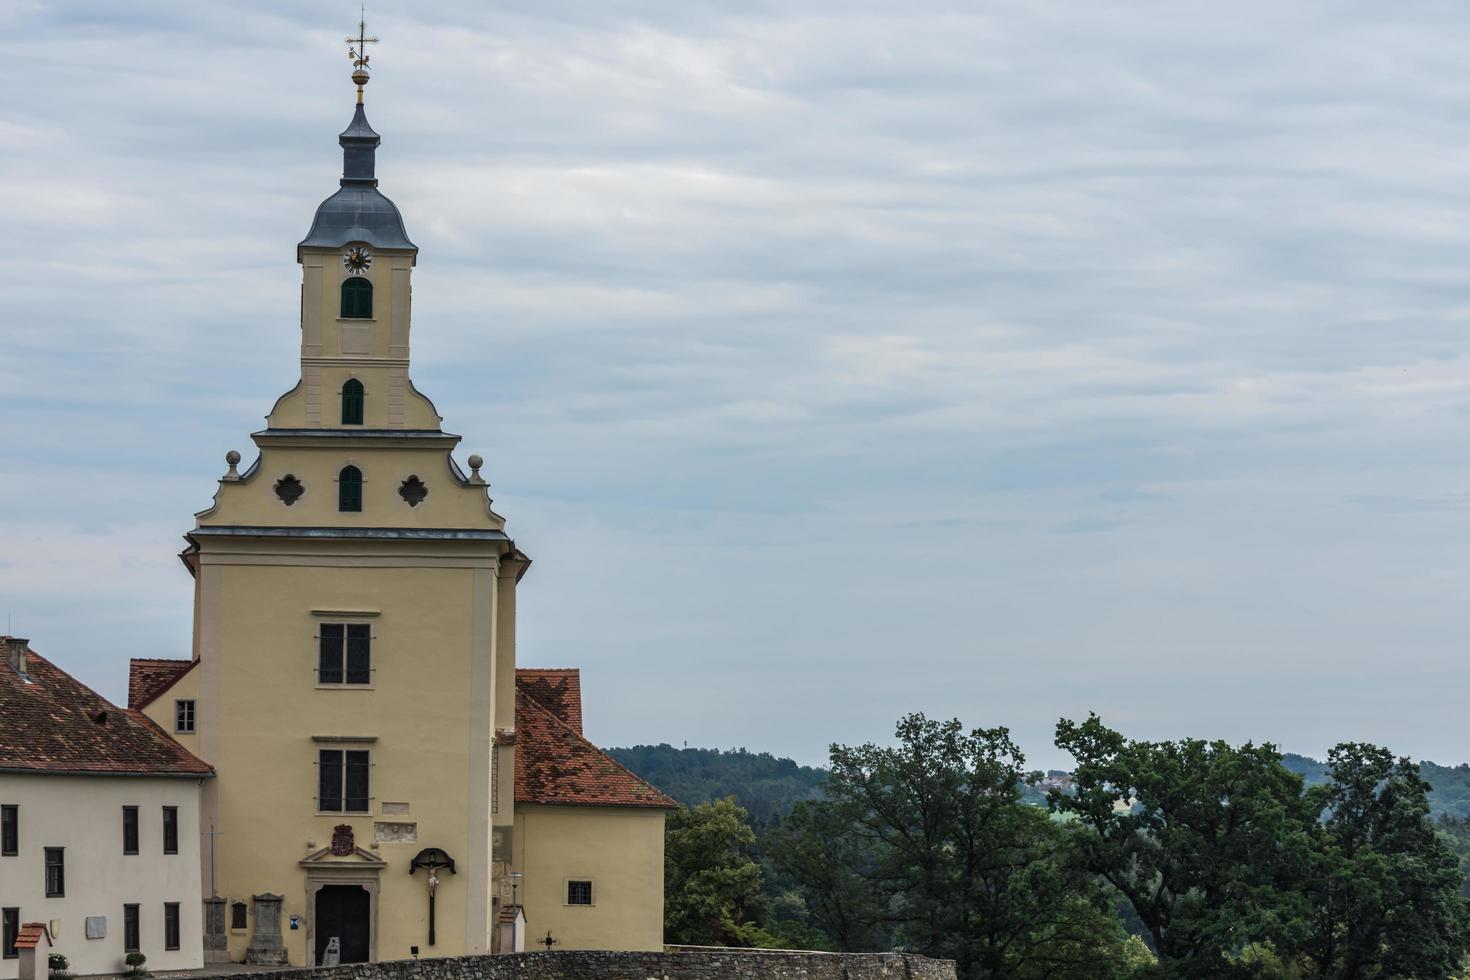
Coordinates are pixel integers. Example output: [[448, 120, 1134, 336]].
[[341, 278, 372, 319], [338, 465, 363, 512], [341, 379, 364, 425]]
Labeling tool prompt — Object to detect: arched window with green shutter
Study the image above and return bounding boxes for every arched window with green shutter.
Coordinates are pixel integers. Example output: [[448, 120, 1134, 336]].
[[341, 278, 372, 319], [341, 379, 364, 425], [338, 465, 363, 512]]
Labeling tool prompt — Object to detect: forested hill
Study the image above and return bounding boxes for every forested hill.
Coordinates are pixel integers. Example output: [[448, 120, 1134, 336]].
[[606, 744, 827, 825], [1283, 753, 1470, 818], [610, 744, 1470, 823]]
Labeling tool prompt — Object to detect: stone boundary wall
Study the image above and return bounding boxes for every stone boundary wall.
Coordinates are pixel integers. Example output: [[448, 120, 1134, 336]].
[[191, 949, 957, 980]]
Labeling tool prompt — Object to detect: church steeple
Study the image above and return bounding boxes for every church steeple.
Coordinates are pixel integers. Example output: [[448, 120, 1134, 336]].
[[339, 105, 380, 186], [272, 19, 435, 432], [298, 16, 414, 254]]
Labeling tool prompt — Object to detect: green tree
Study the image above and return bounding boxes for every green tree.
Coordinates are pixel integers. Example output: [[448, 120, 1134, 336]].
[[766, 797, 886, 951], [664, 796, 782, 947], [782, 713, 1136, 979], [1052, 714, 1315, 978], [1435, 813, 1470, 899], [1287, 743, 1470, 979]]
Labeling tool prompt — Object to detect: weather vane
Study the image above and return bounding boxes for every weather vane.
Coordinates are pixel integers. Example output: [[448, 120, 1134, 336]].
[[346, 9, 379, 103]]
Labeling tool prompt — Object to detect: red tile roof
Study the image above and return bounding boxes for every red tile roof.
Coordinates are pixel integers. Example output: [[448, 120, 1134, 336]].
[[515, 668, 582, 735], [14, 924, 49, 950], [128, 657, 196, 710], [515, 671, 675, 808], [0, 643, 213, 777]]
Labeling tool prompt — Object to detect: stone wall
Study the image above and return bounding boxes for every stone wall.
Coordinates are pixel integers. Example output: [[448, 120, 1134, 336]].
[[193, 949, 957, 980]]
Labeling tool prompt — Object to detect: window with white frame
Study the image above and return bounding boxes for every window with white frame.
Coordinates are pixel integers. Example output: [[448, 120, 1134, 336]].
[[318, 748, 371, 812], [318, 624, 371, 685], [175, 699, 195, 733]]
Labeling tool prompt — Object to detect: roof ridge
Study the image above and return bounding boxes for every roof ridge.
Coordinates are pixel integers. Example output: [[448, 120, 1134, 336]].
[[514, 688, 675, 807], [129, 657, 191, 664]]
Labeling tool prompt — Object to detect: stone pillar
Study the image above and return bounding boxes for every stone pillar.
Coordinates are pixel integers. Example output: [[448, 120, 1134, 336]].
[[203, 897, 228, 964], [245, 894, 288, 965]]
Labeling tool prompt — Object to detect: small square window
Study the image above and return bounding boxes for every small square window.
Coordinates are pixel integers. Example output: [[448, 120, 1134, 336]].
[[175, 700, 195, 734], [567, 880, 593, 906]]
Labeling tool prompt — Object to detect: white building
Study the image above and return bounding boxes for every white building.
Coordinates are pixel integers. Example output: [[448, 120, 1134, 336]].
[[0, 637, 212, 979]]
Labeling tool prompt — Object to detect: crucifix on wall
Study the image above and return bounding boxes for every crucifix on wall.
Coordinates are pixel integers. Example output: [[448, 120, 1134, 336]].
[[408, 848, 457, 946]]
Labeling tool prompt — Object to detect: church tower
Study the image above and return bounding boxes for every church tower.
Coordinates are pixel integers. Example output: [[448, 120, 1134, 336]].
[[166, 34, 528, 965], [131, 27, 673, 965]]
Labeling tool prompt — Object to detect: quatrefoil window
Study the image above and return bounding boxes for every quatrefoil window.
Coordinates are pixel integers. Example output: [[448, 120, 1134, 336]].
[[275, 474, 305, 506], [398, 475, 428, 507]]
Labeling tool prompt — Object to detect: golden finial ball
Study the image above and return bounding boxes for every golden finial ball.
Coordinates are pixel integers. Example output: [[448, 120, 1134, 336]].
[[352, 69, 370, 87]]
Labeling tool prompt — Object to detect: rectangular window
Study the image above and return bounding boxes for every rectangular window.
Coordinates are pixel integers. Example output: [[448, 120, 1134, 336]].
[[318, 749, 370, 812], [318, 624, 371, 685], [162, 807, 178, 855], [164, 902, 180, 951], [123, 806, 139, 855], [175, 699, 195, 734], [124, 904, 139, 953], [567, 880, 593, 906], [231, 902, 247, 931], [1, 805, 15, 856], [2, 908, 18, 959], [44, 848, 64, 897]]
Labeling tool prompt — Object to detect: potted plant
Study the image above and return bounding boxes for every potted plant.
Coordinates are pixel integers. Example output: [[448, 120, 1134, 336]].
[[48, 953, 72, 980], [122, 952, 149, 978]]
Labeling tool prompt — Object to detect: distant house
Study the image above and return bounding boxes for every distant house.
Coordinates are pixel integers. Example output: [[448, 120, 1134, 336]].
[[0, 637, 212, 979]]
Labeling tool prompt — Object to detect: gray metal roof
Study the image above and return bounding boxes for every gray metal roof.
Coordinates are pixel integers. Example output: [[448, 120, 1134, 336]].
[[252, 428, 460, 440], [299, 103, 416, 252], [190, 526, 509, 542]]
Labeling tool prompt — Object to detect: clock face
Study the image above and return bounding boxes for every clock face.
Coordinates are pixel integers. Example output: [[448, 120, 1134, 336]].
[[343, 247, 373, 275]]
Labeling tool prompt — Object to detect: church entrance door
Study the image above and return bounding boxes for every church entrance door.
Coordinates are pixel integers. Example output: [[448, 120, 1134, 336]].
[[315, 885, 371, 964]]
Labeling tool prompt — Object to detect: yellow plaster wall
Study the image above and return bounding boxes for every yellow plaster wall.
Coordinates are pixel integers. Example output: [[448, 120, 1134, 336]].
[[198, 554, 501, 965], [515, 805, 667, 952], [266, 245, 440, 431], [140, 665, 201, 760], [200, 446, 501, 530]]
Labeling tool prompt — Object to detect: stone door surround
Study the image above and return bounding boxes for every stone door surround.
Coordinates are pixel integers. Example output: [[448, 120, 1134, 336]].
[[300, 844, 385, 966]]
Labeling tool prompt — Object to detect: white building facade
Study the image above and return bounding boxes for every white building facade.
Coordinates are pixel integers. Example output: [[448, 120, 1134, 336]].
[[0, 639, 211, 979]]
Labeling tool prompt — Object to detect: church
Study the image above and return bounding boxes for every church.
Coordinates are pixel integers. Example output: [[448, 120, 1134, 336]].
[[124, 34, 676, 967]]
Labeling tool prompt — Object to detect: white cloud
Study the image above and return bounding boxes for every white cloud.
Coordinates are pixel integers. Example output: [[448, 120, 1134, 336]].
[[6, 1, 1470, 766]]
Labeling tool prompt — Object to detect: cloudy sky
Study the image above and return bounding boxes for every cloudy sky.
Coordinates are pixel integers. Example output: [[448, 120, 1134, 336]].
[[6, 2, 1470, 770]]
